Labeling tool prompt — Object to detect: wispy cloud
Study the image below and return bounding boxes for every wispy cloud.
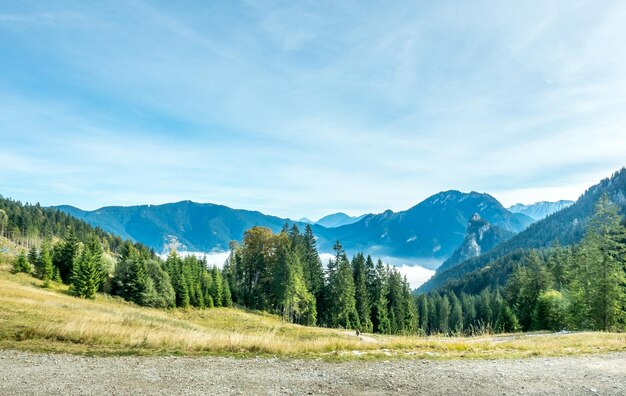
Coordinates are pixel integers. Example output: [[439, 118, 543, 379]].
[[0, 0, 625, 218]]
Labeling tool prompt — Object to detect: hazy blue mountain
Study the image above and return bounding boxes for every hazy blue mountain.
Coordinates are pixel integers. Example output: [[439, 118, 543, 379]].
[[53, 201, 309, 253], [298, 217, 315, 224], [436, 214, 514, 273], [508, 200, 574, 220], [315, 212, 367, 228], [313, 191, 533, 268], [54, 190, 533, 266], [418, 168, 626, 293]]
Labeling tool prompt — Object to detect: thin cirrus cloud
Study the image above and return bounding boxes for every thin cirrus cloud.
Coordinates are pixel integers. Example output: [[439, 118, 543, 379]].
[[0, 0, 625, 219]]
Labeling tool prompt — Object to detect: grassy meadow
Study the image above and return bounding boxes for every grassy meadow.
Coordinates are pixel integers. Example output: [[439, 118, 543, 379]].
[[0, 260, 624, 360]]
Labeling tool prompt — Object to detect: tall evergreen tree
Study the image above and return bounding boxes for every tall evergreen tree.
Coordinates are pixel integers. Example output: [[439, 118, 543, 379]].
[[71, 248, 100, 299], [352, 253, 372, 332], [12, 251, 31, 274]]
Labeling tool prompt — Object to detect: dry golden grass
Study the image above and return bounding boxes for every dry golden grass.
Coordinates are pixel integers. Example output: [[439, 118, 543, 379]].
[[0, 263, 624, 359]]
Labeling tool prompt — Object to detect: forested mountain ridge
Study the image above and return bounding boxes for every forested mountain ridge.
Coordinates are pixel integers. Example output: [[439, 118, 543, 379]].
[[53, 201, 311, 253], [418, 167, 626, 293], [314, 191, 533, 266], [436, 214, 514, 273]]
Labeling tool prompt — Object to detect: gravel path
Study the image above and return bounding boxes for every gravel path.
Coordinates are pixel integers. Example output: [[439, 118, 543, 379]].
[[1, 350, 624, 395]]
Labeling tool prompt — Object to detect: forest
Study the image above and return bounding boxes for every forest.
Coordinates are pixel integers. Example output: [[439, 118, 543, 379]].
[[3, 193, 626, 335]]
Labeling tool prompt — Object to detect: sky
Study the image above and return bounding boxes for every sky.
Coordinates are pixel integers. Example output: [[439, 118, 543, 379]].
[[1, 0, 626, 220]]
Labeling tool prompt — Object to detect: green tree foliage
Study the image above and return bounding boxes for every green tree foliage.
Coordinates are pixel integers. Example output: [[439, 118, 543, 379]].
[[71, 247, 100, 299], [55, 227, 79, 283], [326, 241, 359, 329], [27, 246, 38, 270], [494, 304, 519, 333], [352, 253, 372, 332], [569, 195, 626, 330], [435, 193, 626, 334], [12, 251, 31, 274], [38, 240, 55, 287]]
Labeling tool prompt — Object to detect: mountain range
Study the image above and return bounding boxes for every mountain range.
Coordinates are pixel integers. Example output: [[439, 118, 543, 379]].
[[54, 190, 535, 269], [508, 200, 574, 220], [418, 168, 626, 293]]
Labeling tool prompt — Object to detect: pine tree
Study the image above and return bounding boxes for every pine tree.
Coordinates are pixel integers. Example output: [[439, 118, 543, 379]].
[[27, 246, 38, 271], [352, 253, 372, 332], [56, 227, 79, 283], [301, 224, 325, 323], [210, 267, 224, 307], [370, 259, 391, 333], [86, 234, 107, 289], [437, 295, 450, 334], [571, 195, 626, 330], [326, 242, 359, 329], [39, 240, 54, 287], [12, 251, 31, 274], [495, 304, 519, 333], [417, 294, 429, 334], [448, 292, 463, 334], [221, 276, 233, 307], [71, 248, 100, 299]]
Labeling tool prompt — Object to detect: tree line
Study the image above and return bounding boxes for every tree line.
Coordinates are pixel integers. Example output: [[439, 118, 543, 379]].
[[423, 194, 626, 334], [223, 224, 418, 334], [6, 193, 625, 335]]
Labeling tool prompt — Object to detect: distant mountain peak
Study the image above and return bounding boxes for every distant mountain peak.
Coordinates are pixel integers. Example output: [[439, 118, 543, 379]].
[[508, 200, 574, 220], [315, 212, 366, 228]]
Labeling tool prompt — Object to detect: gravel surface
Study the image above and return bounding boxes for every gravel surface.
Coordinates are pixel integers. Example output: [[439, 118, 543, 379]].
[[1, 350, 624, 395]]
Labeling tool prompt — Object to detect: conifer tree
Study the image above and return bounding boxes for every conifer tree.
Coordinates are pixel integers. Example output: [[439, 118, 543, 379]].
[[71, 248, 100, 299], [417, 294, 429, 333], [371, 259, 391, 333], [352, 253, 372, 332], [56, 227, 79, 283], [448, 292, 464, 334], [326, 242, 359, 328], [39, 240, 54, 287], [302, 224, 325, 316], [27, 246, 38, 270], [495, 304, 519, 333], [12, 251, 31, 274], [221, 276, 233, 307], [211, 267, 224, 307]]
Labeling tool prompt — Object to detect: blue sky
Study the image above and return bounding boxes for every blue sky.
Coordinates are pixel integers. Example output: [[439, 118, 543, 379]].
[[1, 0, 625, 220]]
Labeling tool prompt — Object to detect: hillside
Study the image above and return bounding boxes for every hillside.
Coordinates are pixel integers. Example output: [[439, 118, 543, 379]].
[[418, 168, 626, 293], [0, 261, 622, 359], [436, 214, 514, 273]]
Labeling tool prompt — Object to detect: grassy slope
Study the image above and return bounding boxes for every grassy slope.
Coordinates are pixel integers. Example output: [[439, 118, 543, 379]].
[[0, 259, 624, 359]]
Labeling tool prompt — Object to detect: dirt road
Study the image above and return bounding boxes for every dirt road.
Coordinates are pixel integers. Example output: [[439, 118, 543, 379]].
[[1, 350, 624, 395]]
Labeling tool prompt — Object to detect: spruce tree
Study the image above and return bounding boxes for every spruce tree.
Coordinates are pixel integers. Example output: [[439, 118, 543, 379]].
[[352, 253, 372, 332], [71, 248, 99, 299], [12, 251, 31, 274], [210, 267, 224, 307], [56, 227, 79, 283], [221, 276, 233, 307], [27, 246, 39, 271], [448, 292, 464, 334], [495, 304, 519, 333], [39, 240, 54, 287]]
